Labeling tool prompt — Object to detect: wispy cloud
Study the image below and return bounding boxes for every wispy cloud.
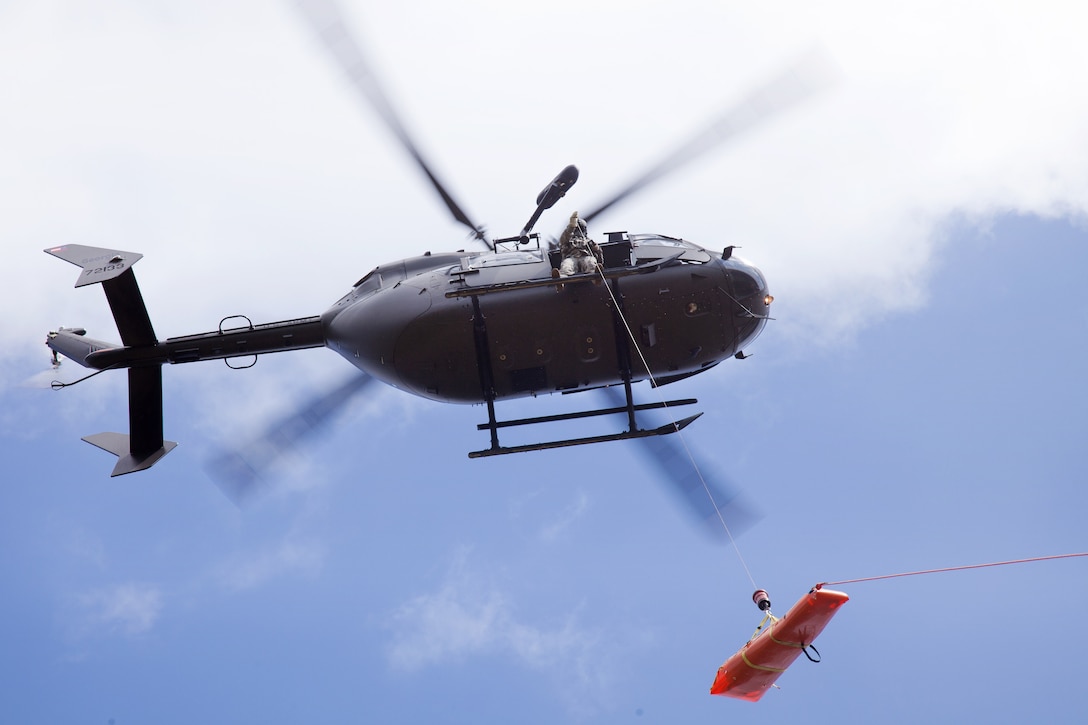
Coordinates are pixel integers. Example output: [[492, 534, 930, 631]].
[[77, 582, 163, 637], [65, 527, 107, 570], [539, 490, 590, 543], [506, 488, 592, 543], [218, 538, 326, 591], [386, 549, 612, 713]]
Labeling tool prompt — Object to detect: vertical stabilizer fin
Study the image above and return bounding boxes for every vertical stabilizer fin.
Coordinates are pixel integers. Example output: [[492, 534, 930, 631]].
[[128, 365, 167, 456], [102, 268, 156, 346], [83, 365, 177, 476], [45, 244, 156, 345]]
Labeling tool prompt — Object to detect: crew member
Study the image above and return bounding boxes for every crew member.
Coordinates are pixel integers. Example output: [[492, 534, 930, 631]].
[[554, 211, 603, 278]]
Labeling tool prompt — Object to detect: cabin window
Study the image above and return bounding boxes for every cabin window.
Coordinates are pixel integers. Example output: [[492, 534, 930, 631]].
[[457, 250, 544, 272]]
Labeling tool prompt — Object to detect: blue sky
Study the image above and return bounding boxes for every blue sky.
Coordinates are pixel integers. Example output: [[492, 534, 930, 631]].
[[2, 1, 1087, 723]]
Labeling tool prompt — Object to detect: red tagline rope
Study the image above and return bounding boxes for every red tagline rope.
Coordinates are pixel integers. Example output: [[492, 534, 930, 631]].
[[816, 552, 1088, 589]]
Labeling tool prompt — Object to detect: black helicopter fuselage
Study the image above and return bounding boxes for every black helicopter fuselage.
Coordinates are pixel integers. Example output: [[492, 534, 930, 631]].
[[323, 232, 771, 404], [41, 232, 769, 473]]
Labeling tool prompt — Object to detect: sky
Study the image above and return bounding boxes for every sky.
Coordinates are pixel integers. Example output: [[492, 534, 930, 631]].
[[2, 0, 1087, 722]]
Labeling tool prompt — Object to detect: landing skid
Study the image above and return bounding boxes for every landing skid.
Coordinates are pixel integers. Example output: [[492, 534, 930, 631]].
[[469, 391, 701, 458], [465, 267, 703, 459]]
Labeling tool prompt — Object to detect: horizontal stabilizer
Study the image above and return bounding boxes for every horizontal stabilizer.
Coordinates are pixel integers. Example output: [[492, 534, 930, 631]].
[[46, 328, 119, 368], [84, 432, 178, 477]]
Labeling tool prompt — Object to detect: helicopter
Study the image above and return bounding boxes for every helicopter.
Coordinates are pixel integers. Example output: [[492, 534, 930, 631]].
[[43, 0, 830, 479]]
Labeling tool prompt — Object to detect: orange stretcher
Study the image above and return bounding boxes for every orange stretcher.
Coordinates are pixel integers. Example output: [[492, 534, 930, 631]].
[[710, 587, 849, 701]]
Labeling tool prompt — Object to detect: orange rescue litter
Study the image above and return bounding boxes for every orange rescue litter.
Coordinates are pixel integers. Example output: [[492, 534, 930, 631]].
[[710, 587, 848, 701]]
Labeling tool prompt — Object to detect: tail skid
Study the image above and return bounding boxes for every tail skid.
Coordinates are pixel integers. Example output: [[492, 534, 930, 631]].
[[84, 433, 178, 476]]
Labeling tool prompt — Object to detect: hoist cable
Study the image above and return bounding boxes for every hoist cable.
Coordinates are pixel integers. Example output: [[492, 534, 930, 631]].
[[597, 266, 758, 589]]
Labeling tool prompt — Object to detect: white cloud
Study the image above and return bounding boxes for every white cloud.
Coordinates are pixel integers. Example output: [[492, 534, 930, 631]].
[[77, 582, 163, 637], [724, 0, 1088, 339]]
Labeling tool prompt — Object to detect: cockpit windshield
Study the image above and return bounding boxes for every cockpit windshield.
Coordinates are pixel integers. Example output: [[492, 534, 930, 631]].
[[628, 234, 713, 264], [352, 269, 381, 295], [351, 264, 406, 295]]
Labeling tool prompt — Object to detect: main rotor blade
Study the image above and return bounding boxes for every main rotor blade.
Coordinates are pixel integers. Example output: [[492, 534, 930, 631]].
[[295, 0, 490, 248], [583, 48, 838, 225], [635, 429, 760, 541], [601, 387, 760, 540], [205, 373, 375, 505]]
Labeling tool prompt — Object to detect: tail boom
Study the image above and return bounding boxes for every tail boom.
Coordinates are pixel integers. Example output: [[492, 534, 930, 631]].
[[44, 244, 323, 476], [46, 328, 118, 368]]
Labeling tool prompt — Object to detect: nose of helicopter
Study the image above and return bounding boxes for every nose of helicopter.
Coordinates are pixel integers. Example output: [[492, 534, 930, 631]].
[[726, 257, 771, 306], [721, 256, 772, 351]]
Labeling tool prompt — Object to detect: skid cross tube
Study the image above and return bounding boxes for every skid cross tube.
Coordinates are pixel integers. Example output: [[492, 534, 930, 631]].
[[476, 398, 697, 431], [468, 412, 703, 458]]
